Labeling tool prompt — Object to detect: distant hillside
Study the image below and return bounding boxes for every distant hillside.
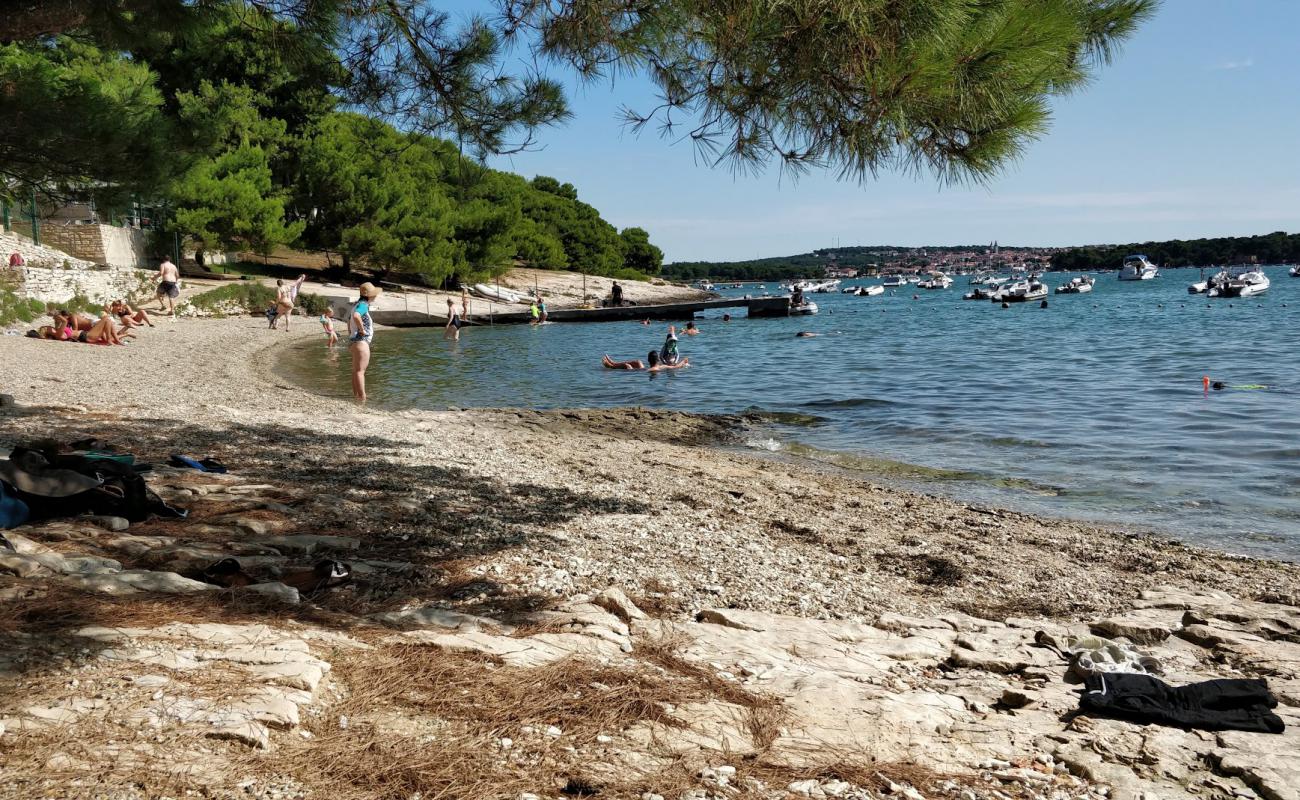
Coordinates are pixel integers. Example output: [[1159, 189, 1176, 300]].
[[664, 244, 1036, 281], [666, 231, 1300, 280], [1052, 231, 1300, 271]]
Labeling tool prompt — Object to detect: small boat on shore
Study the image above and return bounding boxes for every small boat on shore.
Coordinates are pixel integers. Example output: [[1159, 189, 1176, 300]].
[[471, 283, 529, 303], [1119, 254, 1159, 281], [1208, 266, 1269, 298], [1055, 276, 1095, 294]]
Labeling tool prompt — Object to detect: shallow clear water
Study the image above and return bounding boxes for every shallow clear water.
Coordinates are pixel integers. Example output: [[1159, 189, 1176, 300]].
[[281, 266, 1300, 560]]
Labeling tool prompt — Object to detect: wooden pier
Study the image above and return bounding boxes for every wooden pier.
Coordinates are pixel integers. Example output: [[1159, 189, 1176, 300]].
[[372, 295, 792, 327]]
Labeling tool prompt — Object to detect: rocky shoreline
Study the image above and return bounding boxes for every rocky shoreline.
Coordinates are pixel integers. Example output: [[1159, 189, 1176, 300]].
[[1, 318, 1298, 799]]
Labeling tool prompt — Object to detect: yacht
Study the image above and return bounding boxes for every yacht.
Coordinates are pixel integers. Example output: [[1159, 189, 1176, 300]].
[[1054, 275, 1094, 294], [1118, 254, 1159, 281], [917, 273, 953, 289], [992, 276, 1048, 303], [1208, 266, 1270, 298]]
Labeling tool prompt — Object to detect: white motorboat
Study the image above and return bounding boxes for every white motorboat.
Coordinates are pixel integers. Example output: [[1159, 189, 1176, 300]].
[[1289, 266, 1299, 278], [790, 300, 818, 315], [1188, 268, 1210, 294], [855, 284, 884, 296], [697, 281, 716, 291], [982, 275, 1007, 286], [1054, 275, 1094, 294], [841, 285, 859, 294], [1208, 266, 1269, 298], [881, 275, 905, 287], [814, 280, 841, 294], [471, 283, 529, 304], [1118, 254, 1159, 281], [917, 273, 953, 289], [992, 276, 1048, 303], [963, 286, 996, 300]]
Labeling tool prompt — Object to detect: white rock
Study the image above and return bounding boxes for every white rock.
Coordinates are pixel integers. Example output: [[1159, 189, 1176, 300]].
[[788, 778, 824, 797], [545, 725, 562, 737]]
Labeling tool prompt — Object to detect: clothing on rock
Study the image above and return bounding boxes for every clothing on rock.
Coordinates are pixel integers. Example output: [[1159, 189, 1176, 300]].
[[1080, 672, 1284, 734]]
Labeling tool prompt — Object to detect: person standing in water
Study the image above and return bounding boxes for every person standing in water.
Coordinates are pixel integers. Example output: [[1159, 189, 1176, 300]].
[[530, 300, 540, 324], [349, 282, 380, 403], [538, 296, 548, 323], [445, 297, 462, 340]]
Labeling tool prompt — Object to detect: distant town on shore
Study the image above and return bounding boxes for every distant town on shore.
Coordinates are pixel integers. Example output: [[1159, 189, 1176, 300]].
[[664, 230, 1300, 282]]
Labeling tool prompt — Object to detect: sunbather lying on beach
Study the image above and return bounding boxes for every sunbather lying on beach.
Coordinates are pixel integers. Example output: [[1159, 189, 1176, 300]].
[[107, 300, 154, 328]]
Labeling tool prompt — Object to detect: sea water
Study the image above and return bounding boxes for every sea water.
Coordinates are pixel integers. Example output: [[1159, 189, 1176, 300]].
[[280, 266, 1300, 560]]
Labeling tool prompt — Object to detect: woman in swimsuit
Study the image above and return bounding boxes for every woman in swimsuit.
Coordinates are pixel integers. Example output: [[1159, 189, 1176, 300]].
[[272, 274, 307, 330], [445, 297, 462, 341], [349, 282, 381, 403], [108, 299, 154, 328]]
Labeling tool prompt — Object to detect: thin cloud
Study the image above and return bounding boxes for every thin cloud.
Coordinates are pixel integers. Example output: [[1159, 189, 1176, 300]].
[[1210, 58, 1254, 71]]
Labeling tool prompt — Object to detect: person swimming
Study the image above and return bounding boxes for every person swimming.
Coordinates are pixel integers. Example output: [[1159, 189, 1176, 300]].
[[660, 325, 680, 365], [684, 321, 699, 335], [602, 354, 646, 370]]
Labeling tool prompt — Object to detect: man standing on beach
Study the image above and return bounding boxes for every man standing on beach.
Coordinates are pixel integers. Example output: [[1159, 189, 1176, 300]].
[[156, 257, 180, 318]]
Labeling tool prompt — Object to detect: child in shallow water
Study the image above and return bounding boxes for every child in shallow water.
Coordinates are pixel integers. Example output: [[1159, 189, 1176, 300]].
[[319, 307, 338, 347]]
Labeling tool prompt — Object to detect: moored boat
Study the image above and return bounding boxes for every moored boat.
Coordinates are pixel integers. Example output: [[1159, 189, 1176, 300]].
[[963, 286, 996, 300], [917, 272, 953, 289], [855, 284, 884, 296], [1118, 254, 1159, 281], [992, 276, 1048, 302], [1054, 275, 1094, 294], [1208, 266, 1269, 298]]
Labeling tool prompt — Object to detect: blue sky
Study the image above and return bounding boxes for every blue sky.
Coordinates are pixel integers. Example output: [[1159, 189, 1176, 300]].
[[471, 1, 1300, 262]]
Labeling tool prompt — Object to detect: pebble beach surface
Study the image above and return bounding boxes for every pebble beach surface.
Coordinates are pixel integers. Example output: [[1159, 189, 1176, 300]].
[[2, 315, 1297, 620], [2, 316, 1300, 800]]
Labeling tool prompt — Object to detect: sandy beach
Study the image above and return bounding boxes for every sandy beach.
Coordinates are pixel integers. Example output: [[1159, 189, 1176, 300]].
[[1, 317, 1298, 800]]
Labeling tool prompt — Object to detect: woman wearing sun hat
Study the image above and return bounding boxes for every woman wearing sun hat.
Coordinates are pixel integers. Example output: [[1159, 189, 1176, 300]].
[[349, 282, 381, 403]]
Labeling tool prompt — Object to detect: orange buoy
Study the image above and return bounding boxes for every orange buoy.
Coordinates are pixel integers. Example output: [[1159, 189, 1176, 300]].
[[1203, 375, 1210, 392]]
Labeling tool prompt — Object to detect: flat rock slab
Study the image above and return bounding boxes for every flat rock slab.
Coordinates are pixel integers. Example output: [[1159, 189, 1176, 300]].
[[254, 535, 360, 555], [64, 570, 218, 595], [370, 606, 513, 634]]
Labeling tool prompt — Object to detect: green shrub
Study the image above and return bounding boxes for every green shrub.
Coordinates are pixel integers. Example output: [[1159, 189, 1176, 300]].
[[188, 282, 327, 316], [0, 290, 47, 326], [609, 267, 652, 282]]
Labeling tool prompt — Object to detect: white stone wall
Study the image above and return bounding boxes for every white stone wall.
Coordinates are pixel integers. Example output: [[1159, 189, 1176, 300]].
[[0, 231, 152, 305], [12, 222, 149, 269], [99, 226, 148, 268]]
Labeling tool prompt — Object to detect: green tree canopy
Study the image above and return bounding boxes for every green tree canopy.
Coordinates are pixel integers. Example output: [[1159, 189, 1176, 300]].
[[5, 0, 1156, 180], [619, 227, 663, 274], [0, 39, 171, 200]]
